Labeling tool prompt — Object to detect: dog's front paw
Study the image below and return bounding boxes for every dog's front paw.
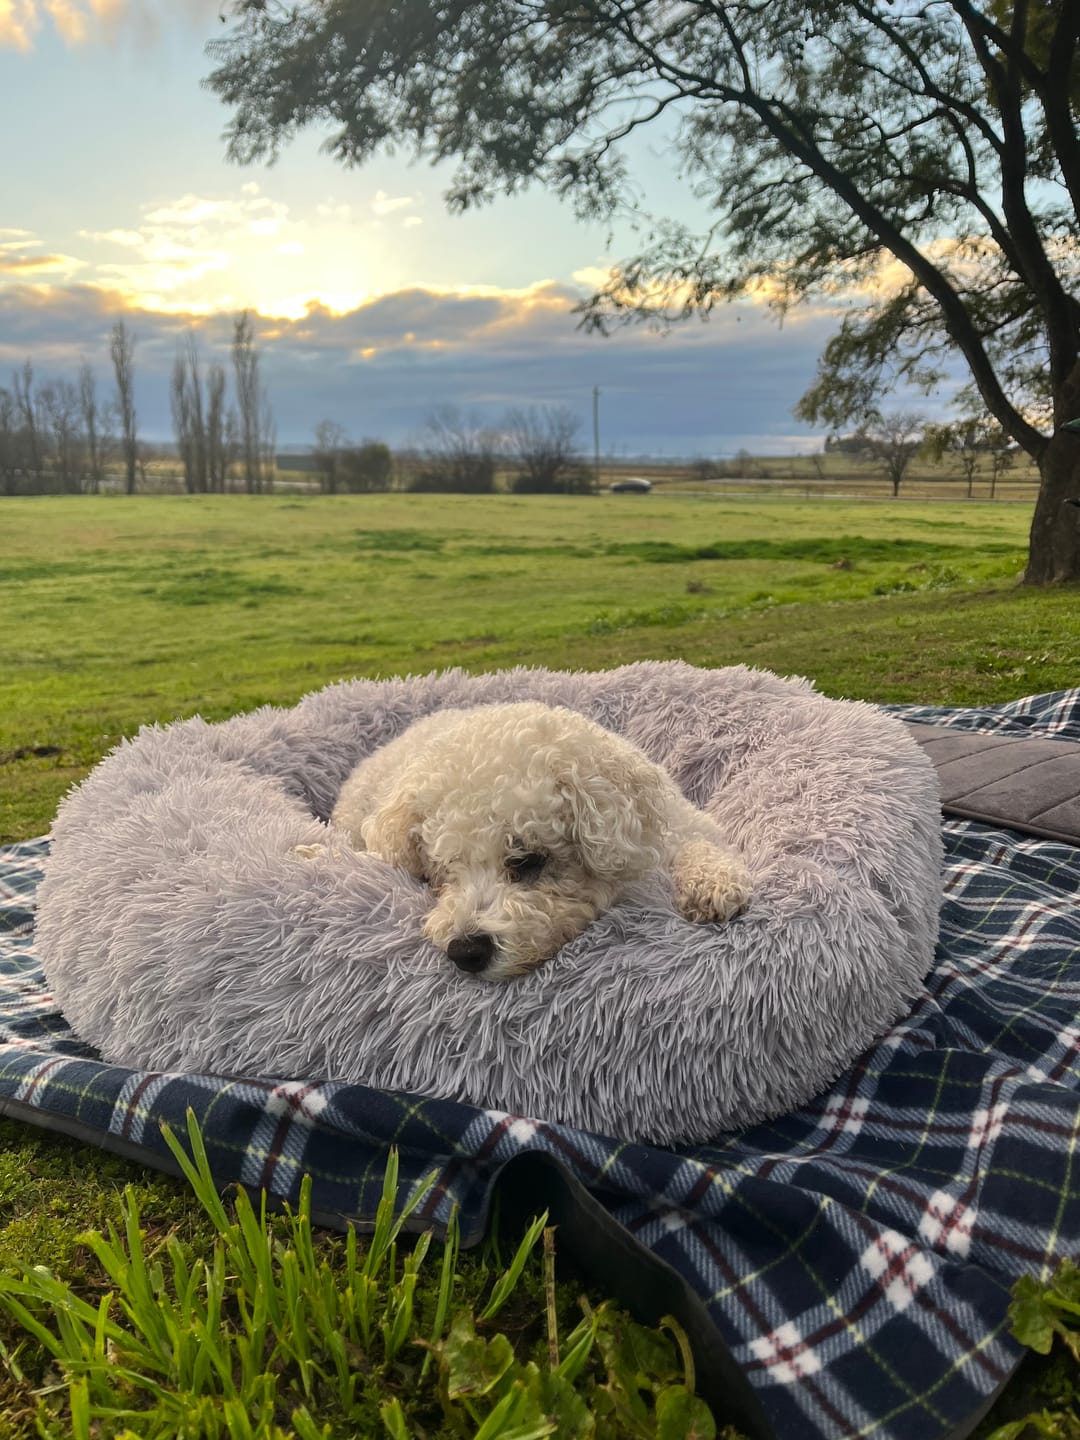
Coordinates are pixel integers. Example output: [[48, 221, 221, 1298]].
[[672, 840, 752, 923], [292, 842, 350, 862]]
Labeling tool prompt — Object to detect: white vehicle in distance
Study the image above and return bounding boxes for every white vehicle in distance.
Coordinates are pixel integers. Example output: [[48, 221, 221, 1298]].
[[609, 477, 652, 493]]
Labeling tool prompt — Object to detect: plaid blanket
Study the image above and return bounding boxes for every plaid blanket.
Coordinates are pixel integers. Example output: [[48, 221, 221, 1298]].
[[3, 689, 1080, 1440]]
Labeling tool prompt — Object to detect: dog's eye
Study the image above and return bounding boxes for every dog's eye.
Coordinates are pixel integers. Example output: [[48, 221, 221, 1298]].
[[506, 851, 547, 882]]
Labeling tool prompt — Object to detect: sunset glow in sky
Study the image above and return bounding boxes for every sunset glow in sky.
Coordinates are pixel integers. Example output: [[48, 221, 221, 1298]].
[[0, 1, 886, 453]]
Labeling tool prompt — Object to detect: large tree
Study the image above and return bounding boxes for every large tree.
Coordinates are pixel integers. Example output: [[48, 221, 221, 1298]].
[[207, 0, 1080, 581]]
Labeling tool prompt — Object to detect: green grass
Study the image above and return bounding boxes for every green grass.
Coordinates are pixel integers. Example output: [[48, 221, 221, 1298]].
[[0, 1113, 725, 1439], [2, 490, 1079, 1437], [3, 491, 1077, 841]]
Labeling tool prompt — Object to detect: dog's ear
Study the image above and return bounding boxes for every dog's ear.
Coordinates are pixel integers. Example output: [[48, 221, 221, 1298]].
[[360, 791, 426, 877], [557, 737, 672, 880]]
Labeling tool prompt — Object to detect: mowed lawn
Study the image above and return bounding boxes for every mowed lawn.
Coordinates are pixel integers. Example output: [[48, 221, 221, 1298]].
[[3, 489, 1080, 840]]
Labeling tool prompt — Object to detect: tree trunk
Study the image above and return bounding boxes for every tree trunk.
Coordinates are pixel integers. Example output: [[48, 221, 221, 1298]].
[[1024, 430, 1080, 582]]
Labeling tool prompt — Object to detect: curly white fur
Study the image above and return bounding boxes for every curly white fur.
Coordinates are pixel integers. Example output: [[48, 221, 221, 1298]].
[[325, 702, 752, 979]]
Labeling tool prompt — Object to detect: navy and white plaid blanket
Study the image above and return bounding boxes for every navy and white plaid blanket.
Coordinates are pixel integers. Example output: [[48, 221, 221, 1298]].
[[3, 689, 1080, 1440]]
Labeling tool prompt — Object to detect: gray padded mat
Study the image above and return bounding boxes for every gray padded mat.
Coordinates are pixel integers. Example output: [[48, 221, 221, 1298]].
[[905, 722, 1080, 845]]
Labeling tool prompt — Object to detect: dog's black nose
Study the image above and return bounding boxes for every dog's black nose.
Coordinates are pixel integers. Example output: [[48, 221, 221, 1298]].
[[447, 934, 495, 973]]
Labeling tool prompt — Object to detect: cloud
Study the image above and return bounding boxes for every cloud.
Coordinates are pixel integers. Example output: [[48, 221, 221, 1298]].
[[44, 0, 89, 43], [0, 276, 870, 455], [72, 188, 295, 309], [142, 194, 286, 231], [0, 231, 83, 277], [50, 181, 450, 321], [0, 188, 969, 453], [0, 0, 39, 50], [249, 216, 287, 239], [0, 251, 81, 275], [371, 190, 416, 217], [78, 228, 145, 248], [1, 0, 219, 48]]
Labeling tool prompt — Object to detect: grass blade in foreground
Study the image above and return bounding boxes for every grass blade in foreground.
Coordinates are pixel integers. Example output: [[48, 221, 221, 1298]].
[[0, 1109, 734, 1438]]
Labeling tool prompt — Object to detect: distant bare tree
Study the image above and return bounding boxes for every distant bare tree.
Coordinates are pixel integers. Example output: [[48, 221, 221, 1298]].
[[0, 388, 18, 495], [109, 320, 138, 494], [864, 411, 926, 498], [171, 353, 197, 492], [225, 407, 241, 489], [187, 336, 208, 493], [232, 311, 266, 493], [259, 384, 276, 491], [171, 334, 211, 493], [39, 380, 83, 493], [413, 406, 498, 492], [505, 405, 590, 493], [923, 420, 987, 498], [988, 432, 1014, 500], [78, 362, 105, 494], [957, 439, 980, 501], [927, 417, 1013, 499], [206, 365, 228, 492], [13, 361, 42, 488], [734, 447, 766, 479], [313, 419, 347, 493], [340, 440, 393, 492], [689, 457, 719, 484], [98, 399, 118, 492]]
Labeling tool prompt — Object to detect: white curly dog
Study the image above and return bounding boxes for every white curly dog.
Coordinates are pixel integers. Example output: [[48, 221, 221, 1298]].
[[326, 701, 752, 980]]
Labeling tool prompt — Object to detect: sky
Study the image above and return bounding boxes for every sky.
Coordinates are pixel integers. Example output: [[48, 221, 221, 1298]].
[[0, 0, 919, 456]]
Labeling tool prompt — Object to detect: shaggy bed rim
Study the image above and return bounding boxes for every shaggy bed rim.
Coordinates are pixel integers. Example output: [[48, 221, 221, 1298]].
[[35, 660, 943, 1146]]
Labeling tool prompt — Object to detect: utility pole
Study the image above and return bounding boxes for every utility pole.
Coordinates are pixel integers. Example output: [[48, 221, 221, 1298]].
[[593, 385, 600, 488]]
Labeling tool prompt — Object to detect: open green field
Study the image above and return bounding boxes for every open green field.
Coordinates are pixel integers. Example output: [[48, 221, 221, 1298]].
[[2, 489, 1078, 840]]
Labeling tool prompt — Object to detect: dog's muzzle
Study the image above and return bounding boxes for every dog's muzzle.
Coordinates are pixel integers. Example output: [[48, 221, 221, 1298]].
[[447, 933, 495, 973]]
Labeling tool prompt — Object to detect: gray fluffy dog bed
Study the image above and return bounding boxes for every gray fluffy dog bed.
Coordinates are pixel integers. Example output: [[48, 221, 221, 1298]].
[[36, 662, 943, 1145]]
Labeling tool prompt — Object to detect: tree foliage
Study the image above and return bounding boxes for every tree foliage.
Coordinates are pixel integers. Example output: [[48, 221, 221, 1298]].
[[208, 0, 1080, 579]]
